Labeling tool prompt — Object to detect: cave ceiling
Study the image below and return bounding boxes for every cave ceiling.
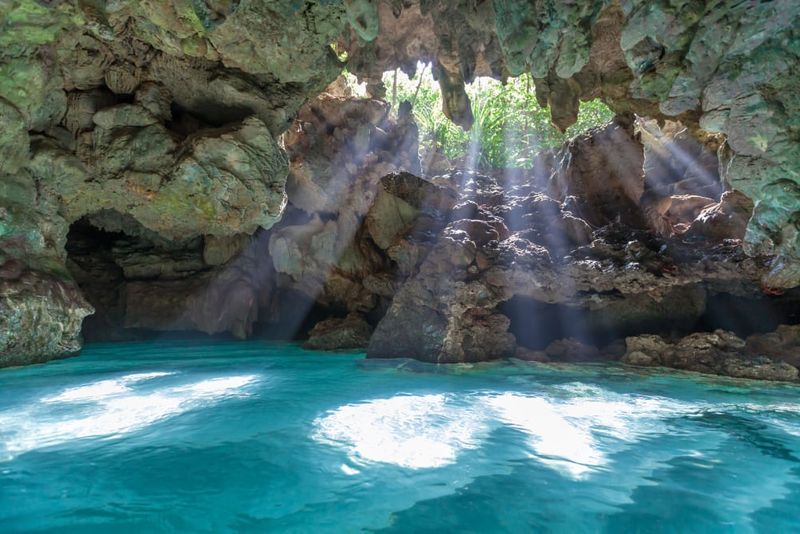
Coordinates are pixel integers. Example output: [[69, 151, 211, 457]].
[[1, 0, 800, 366]]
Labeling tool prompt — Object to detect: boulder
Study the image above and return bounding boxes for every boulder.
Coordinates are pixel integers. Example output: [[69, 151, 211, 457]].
[[304, 314, 373, 351]]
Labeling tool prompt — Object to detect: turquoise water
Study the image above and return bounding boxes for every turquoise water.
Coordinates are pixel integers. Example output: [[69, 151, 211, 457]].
[[0, 342, 799, 533]]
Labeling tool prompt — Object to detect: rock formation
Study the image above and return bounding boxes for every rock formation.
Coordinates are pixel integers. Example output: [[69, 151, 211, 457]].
[[2, 0, 800, 381], [623, 330, 799, 382]]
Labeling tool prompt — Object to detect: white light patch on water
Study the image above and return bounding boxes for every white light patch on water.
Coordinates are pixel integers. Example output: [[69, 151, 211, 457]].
[[312, 394, 488, 469], [340, 463, 360, 475], [312, 386, 702, 480], [0, 373, 259, 460], [41, 372, 175, 403], [485, 387, 700, 478], [483, 394, 605, 478]]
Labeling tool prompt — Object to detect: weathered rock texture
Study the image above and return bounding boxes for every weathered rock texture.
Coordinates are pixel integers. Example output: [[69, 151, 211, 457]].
[[366, 166, 769, 364], [303, 313, 373, 351], [2, 0, 800, 373], [0, 0, 361, 364], [341, 0, 800, 288], [623, 330, 799, 382], [268, 83, 427, 322]]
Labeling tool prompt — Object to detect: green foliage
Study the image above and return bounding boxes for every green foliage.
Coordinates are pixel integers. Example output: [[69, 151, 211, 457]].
[[381, 67, 615, 169]]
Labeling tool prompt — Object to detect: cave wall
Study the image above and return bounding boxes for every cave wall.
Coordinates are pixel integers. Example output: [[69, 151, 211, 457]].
[[342, 0, 800, 288], [2, 0, 800, 368], [0, 0, 356, 364]]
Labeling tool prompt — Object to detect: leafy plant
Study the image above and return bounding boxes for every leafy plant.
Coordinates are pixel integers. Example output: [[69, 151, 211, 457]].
[[380, 67, 615, 170]]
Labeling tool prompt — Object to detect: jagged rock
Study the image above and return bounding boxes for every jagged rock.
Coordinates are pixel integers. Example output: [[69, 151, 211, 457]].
[[544, 338, 603, 363], [638, 119, 723, 200], [687, 190, 753, 242], [548, 120, 646, 229], [722, 358, 799, 382], [269, 86, 423, 315], [366, 172, 457, 250], [203, 234, 250, 267], [342, 1, 800, 287], [368, 170, 772, 364], [32, 105, 289, 240], [746, 325, 800, 369], [514, 347, 550, 362], [0, 271, 93, 368], [303, 313, 373, 351], [4, 0, 800, 369], [623, 329, 799, 382]]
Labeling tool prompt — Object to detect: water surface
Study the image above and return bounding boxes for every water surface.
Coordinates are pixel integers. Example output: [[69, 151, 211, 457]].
[[1, 341, 799, 532]]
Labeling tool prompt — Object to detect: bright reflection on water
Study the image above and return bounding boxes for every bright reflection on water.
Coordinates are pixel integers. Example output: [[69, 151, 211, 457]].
[[0, 371, 257, 460], [0, 341, 799, 533], [313, 394, 489, 469]]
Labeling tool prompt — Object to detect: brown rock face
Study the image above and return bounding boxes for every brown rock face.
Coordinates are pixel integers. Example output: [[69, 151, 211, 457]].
[[623, 329, 800, 382], [0, 271, 93, 368], [340, 0, 800, 288], [268, 85, 426, 320], [366, 165, 772, 365], [3, 0, 800, 371], [303, 313, 373, 351]]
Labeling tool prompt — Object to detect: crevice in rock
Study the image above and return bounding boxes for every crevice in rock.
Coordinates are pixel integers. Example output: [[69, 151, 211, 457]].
[[65, 217, 127, 342], [694, 290, 800, 339]]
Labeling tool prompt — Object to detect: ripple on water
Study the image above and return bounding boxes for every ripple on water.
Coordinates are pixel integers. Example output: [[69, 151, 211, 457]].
[[0, 341, 798, 533], [0, 371, 260, 460]]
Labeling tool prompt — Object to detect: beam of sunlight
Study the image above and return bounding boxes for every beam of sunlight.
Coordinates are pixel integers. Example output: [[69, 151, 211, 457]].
[[637, 119, 721, 195], [465, 123, 482, 175]]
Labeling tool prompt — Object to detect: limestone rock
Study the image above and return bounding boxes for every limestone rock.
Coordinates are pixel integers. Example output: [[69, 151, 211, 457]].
[[303, 313, 373, 351], [623, 329, 800, 382], [544, 338, 602, 363], [746, 325, 800, 369], [687, 190, 753, 242], [270, 87, 423, 315], [32, 101, 289, 240], [0, 271, 93, 368], [4, 0, 800, 368], [368, 169, 771, 364]]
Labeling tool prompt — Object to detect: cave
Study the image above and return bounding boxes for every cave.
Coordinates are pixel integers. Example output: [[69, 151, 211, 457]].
[[502, 289, 800, 353], [2, 0, 800, 529]]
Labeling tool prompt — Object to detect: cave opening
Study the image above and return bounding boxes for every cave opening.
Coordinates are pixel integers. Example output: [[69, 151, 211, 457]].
[[370, 66, 616, 174], [65, 217, 128, 342], [64, 214, 231, 343]]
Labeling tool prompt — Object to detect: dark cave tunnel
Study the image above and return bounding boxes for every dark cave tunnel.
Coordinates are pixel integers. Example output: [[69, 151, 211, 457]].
[[500, 290, 800, 352]]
